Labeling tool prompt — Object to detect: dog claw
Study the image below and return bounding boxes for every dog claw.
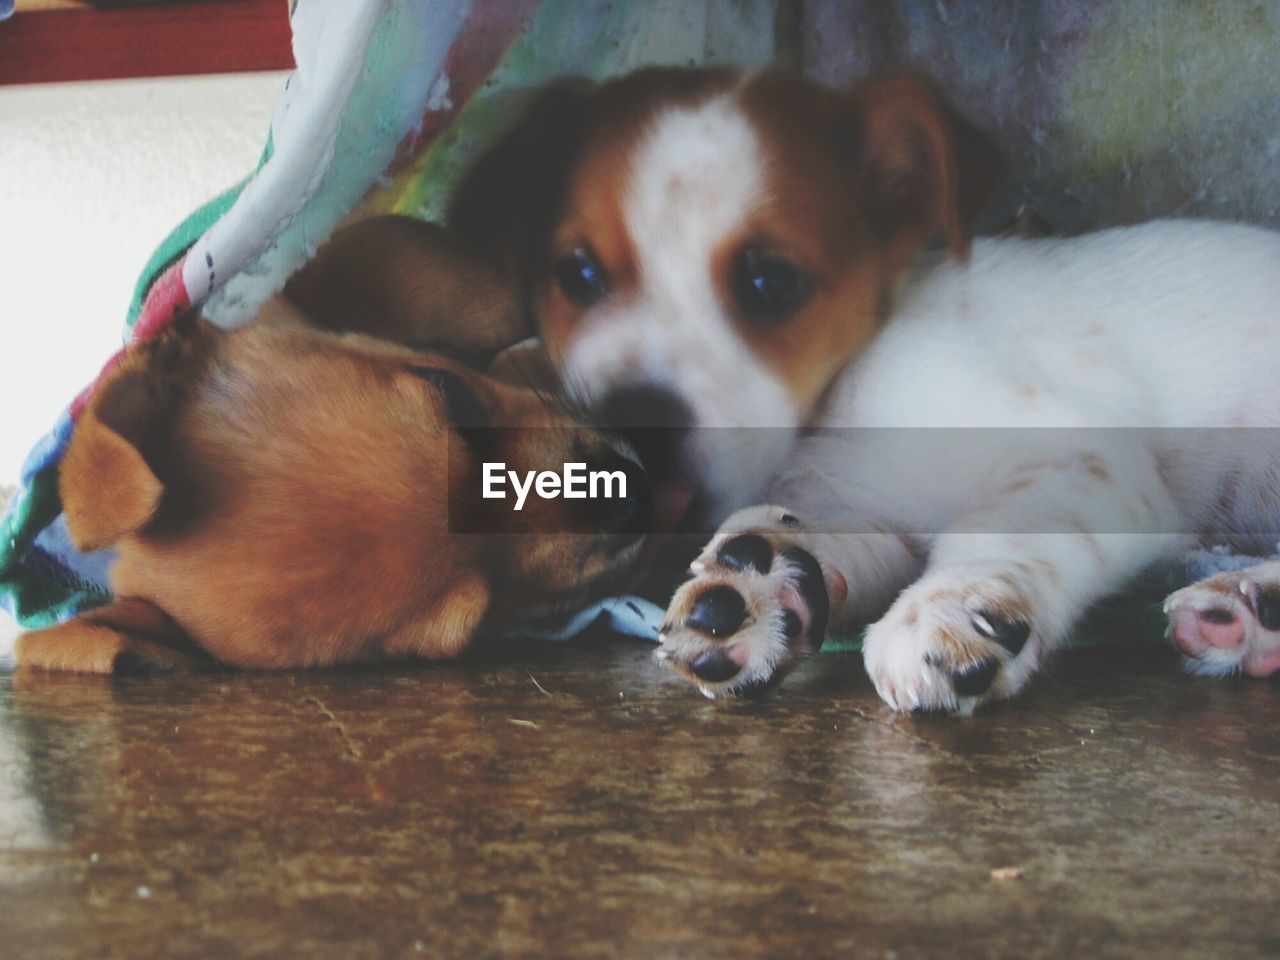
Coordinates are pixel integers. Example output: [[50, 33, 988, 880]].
[[968, 609, 1031, 655], [971, 612, 996, 638], [699, 685, 717, 700]]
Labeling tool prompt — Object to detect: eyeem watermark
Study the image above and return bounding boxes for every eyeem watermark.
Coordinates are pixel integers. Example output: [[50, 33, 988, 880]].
[[483, 462, 628, 512]]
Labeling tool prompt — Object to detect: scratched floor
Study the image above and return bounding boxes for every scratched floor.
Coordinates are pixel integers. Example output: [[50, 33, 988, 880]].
[[0, 634, 1276, 960]]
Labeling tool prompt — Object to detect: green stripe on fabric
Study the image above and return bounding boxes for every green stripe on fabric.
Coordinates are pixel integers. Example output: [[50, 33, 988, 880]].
[[0, 464, 112, 628], [0, 467, 62, 580]]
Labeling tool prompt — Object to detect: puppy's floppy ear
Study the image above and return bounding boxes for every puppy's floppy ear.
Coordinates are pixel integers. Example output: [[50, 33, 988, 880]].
[[447, 78, 593, 282], [60, 368, 166, 552], [851, 69, 1004, 260], [283, 216, 530, 362], [60, 320, 217, 551]]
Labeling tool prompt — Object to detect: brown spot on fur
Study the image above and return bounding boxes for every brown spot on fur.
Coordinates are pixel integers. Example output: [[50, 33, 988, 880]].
[[1030, 558, 1063, 586], [1080, 453, 1111, 483], [724, 68, 1003, 413]]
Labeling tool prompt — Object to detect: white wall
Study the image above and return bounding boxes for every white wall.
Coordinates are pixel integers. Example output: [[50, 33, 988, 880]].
[[0, 71, 287, 485], [0, 70, 286, 643]]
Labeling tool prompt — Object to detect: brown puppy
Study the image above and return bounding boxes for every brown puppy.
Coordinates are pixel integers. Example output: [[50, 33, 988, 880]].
[[16, 243, 645, 674]]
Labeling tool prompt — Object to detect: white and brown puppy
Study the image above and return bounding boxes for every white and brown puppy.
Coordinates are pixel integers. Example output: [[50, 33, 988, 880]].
[[450, 67, 1280, 711]]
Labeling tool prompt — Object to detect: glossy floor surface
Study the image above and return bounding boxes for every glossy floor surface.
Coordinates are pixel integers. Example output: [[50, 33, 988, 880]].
[[0, 637, 1276, 959]]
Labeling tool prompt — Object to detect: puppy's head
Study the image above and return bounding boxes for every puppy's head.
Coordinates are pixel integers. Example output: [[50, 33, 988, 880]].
[[58, 318, 646, 668], [451, 67, 1003, 525]]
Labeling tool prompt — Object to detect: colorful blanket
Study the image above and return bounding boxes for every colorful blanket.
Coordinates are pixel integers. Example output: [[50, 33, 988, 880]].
[[5, 0, 1279, 642]]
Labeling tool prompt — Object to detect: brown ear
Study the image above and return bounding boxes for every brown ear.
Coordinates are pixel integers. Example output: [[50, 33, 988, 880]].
[[59, 320, 219, 551], [60, 369, 166, 552], [853, 70, 1004, 260], [447, 78, 592, 284]]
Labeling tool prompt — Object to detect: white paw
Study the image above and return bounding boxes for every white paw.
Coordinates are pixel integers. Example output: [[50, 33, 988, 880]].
[[862, 567, 1038, 714], [657, 506, 846, 698], [1164, 561, 1280, 678]]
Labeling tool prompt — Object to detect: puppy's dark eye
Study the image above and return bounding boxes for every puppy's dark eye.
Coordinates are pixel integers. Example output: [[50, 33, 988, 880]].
[[406, 366, 491, 430], [553, 248, 610, 308], [731, 248, 814, 322]]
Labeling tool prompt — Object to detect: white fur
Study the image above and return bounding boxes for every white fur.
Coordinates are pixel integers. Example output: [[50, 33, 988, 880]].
[[773, 220, 1280, 708], [560, 96, 797, 519]]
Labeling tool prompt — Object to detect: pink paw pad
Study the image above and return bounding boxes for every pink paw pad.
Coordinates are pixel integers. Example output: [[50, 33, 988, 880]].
[[1169, 606, 1246, 656]]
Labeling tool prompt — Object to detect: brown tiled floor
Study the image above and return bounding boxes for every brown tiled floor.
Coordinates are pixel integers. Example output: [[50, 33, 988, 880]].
[[0, 638, 1276, 959]]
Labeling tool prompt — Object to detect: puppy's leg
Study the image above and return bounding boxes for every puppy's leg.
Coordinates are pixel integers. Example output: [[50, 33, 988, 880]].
[[657, 505, 920, 697], [15, 598, 211, 675], [1164, 561, 1280, 679], [863, 447, 1187, 713]]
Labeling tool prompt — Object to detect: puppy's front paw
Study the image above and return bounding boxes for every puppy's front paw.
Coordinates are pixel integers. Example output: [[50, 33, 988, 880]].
[[863, 568, 1037, 714], [1164, 562, 1280, 678], [657, 507, 846, 698]]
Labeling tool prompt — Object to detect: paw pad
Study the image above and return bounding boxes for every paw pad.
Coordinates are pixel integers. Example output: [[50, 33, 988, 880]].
[[784, 548, 831, 646], [717, 534, 773, 574], [1197, 608, 1237, 625], [950, 657, 1001, 696], [781, 608, 803, 639], [689, 647, 741, 683], [686, 585, 747, 637], [1256, 586, 1280, 630], [658, 512, 832, 698]]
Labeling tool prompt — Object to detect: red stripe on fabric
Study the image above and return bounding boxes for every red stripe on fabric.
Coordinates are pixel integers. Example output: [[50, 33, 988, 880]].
[[386, 0, 543, 174], [133, 258, 193, 341]]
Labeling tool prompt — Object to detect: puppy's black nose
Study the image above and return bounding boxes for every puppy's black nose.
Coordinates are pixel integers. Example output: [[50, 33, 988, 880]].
[[597, 385, 692, 480]]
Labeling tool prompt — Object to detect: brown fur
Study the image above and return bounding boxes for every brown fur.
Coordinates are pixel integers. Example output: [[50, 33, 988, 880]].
[[284, 216, 527, 363], [17, 232, 643, 675]]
